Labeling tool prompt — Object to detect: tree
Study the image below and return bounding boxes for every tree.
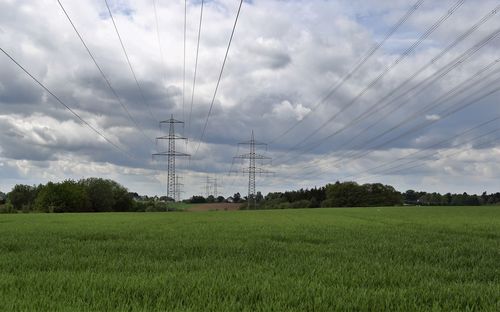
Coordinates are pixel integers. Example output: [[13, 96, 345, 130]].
[[190, 196, 206, 203], [110, 180, 133, 212], [78, 178, 132, 212], [79, 178, 115, 212], [233, 192, 241, 203], [256, 191, 263, 203], [34, 181, 90, 213], [322, 181, 401, 207], [216, 196, 225, 203], [309, 197, 320, 208], [403, 190, 418, 204], [0, 191, 6, 205], [7, 184, 39, 210]]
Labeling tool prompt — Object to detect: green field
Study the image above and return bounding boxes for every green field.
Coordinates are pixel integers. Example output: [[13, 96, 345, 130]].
[[1, 207, 499, 311]]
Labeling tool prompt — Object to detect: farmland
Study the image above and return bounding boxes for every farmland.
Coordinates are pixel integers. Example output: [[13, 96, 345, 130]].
[[1, 206, 500, 311]]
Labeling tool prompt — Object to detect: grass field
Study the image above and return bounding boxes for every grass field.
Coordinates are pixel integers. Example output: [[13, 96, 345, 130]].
[[1, 206, 499, 311]]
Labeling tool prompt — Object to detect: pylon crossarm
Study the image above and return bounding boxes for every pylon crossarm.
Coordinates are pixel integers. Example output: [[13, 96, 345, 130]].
[[238, 140, 267, 146], [241, 168, 274, 174], [159, 115, 185, 124], [156, 135, 188, 140], [153, 152, 190, 157], [233, 153, 271, 159]]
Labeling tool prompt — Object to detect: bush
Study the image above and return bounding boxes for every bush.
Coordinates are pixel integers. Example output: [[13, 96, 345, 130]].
[[144, 202, 175, 212], [0, 202, 15, 214], [289, 200, 311, 209]]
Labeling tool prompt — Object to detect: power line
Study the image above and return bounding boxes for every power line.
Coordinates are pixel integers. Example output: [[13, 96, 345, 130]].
[[103, 0, 156, 122], [335, 74, 500, 169], [268, 0, 425, 144], [278, 57, 500, 184], [345, 113, 500, 180], [332, 55, 500, 168], [284, 25, 500, 167], [276, 0, 465, 161], [367, 129, 500, 180], [183, 0, 187, 126], [193, 0, 244, 157], [354, 124, 500, 182], [287, 58, 500, 181], [57, 0, 153, 145], [0, 47, 136, 160], [152, 0, 166, 82], [187, 0, 204, 138], [291, 6, 500, 162]]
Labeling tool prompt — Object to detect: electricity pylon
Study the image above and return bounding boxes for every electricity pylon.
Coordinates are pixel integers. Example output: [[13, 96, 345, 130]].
[[203, 176, 223, 198], [203, 175, 213, 198], [153, 114, 190, 201], [232, 130, 272, 209], [174, 176, 184, 202], [213, 177, 221, 198]]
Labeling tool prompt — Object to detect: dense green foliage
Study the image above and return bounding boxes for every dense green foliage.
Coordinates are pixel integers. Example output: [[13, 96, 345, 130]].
[[260, 182, 401, 209], [322, 182, 402, 207], [1, 206, 499, 310], [402, 190, 500, 206], [5, 178, 133, 213], [35, 181, 89, 213], [259, 182, 500, 210], [4, 178, 500, 213], [6, 184, 39, 211], [187, 195, 226, 204], [0, 191, 6, 205]]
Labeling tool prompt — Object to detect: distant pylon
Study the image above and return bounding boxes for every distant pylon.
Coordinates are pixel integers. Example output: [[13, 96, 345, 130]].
[[213, 177, 219, 198], [204, 175, 213, 198], [202, 175, 222, 199], [174, 176, 184, 202], [232, 130, 272, 209], [153, 114, 190, 201]]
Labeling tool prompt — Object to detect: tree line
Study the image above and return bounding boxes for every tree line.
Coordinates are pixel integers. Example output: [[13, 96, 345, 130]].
[[245, 182, 500, 209], [2, 179, 500, 213], [258, 182, 401, 209], [402, 190, 500, 206]]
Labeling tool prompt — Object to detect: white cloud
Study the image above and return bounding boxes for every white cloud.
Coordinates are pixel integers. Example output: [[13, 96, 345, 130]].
[[270, 100, 311, 121], [425, 114, 441, 121], [1, 0, 499, 197]]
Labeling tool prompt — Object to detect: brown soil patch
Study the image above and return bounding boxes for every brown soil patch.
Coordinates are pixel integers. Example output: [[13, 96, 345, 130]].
[[186, 203, 241, 212]]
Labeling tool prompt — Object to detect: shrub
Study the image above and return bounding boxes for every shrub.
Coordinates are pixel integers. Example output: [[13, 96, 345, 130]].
[[0, 202, 15, 214], [289, 200, 311, 209]]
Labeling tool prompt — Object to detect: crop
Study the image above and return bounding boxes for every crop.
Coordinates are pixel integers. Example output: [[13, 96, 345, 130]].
[[1, 206, 499, 311]]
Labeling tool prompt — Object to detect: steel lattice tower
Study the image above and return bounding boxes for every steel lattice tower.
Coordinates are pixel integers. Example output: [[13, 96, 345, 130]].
[[153, 115, 190, 201], [174, 176, 184, 202], [233, 130, 272, 209], [202, 176, 222, 199]]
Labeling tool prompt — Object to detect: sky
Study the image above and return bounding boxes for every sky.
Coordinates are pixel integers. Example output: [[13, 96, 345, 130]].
[[1, 0, 500, 198]]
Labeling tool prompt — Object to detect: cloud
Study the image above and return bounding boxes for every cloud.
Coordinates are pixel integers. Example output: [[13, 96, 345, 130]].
[[425, 114, 441, 121], [270, 100, 311, 121], [1, 0, 500, 197]]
